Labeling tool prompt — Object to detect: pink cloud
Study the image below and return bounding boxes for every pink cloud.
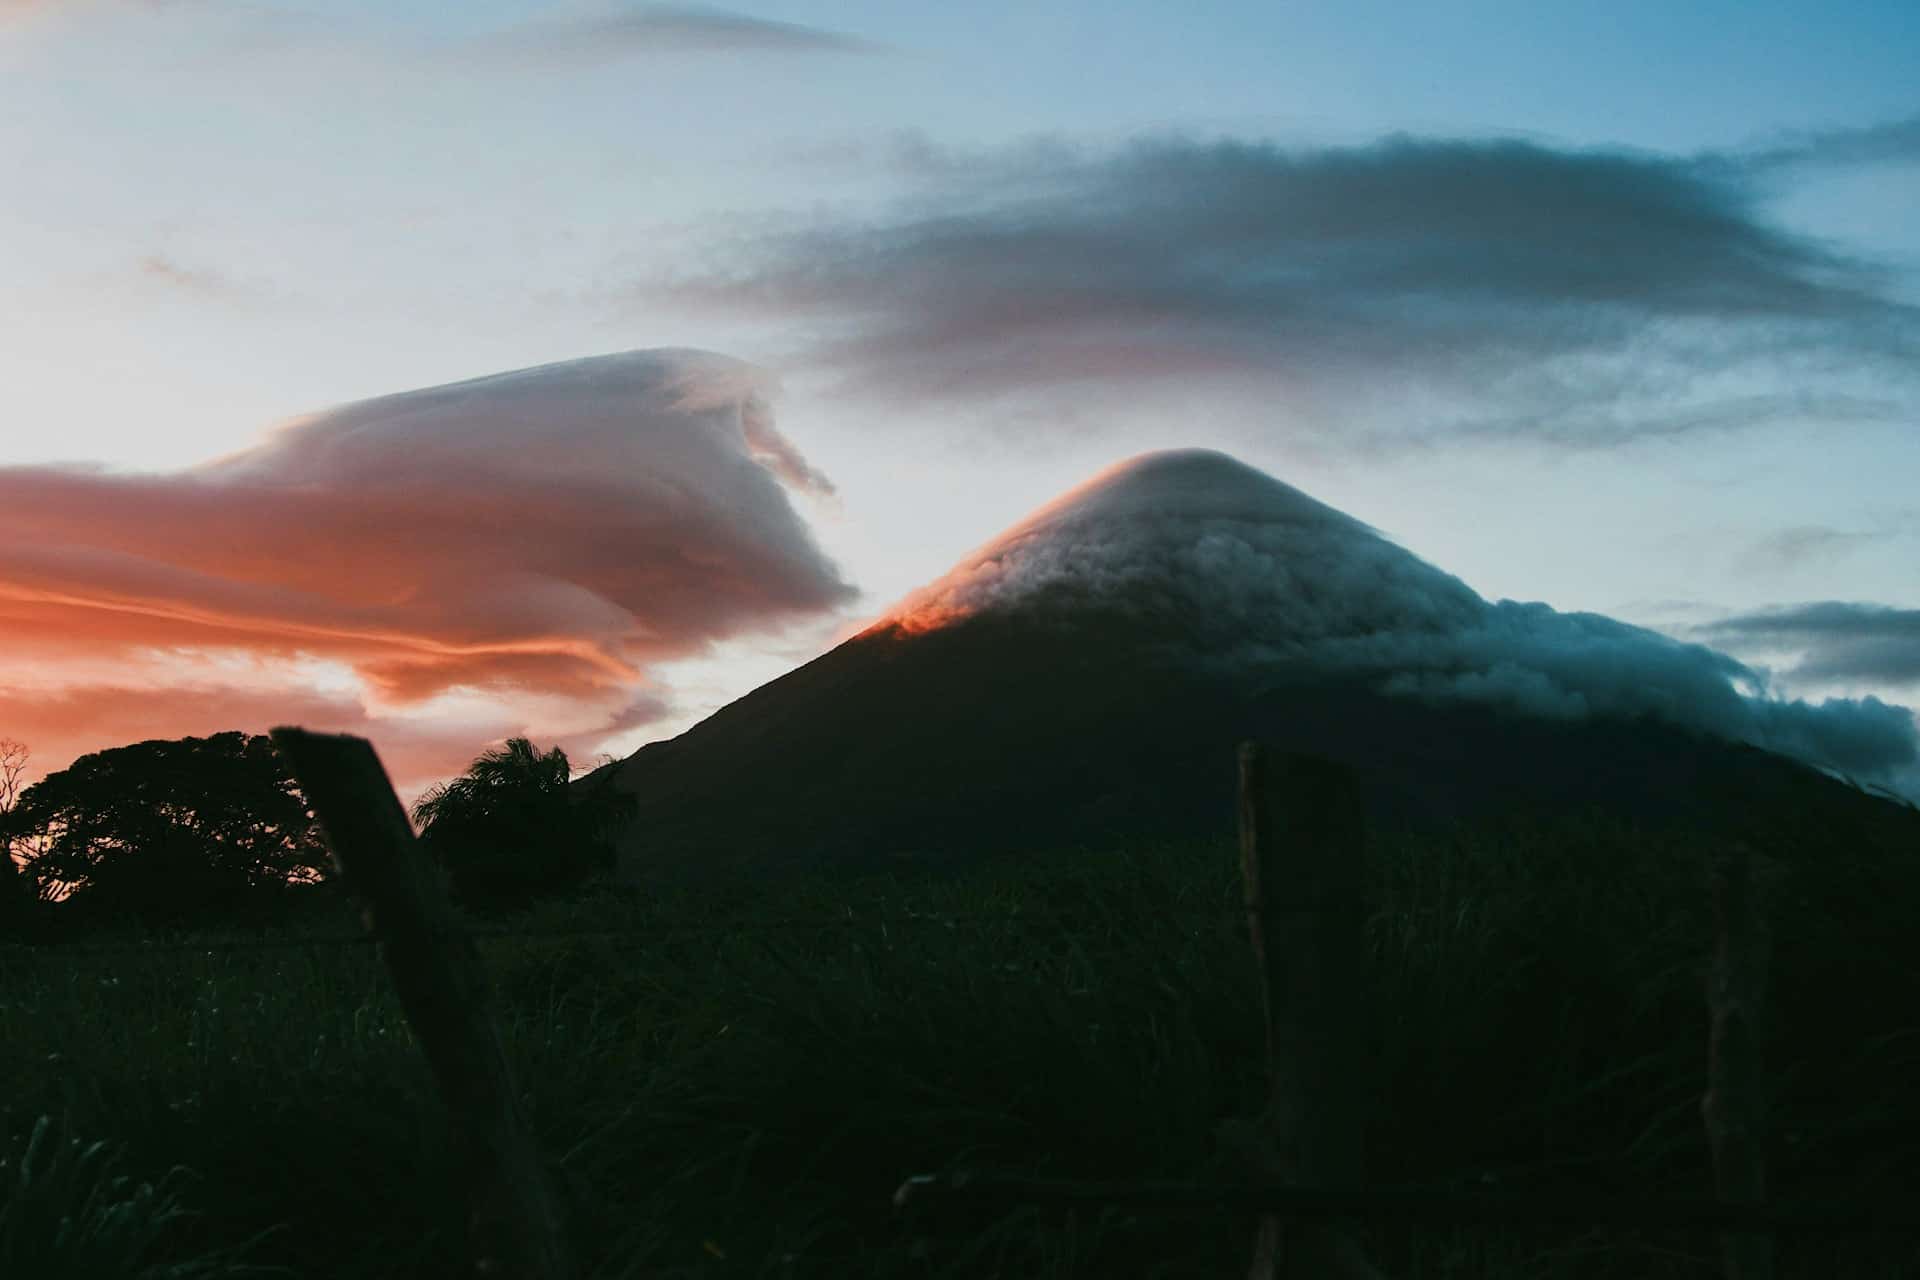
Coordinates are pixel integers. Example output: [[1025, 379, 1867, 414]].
[[0, 348, 852, 788]]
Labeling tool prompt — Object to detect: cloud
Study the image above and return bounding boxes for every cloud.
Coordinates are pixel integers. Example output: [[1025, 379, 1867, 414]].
[[0, 680, 508, 802], [644, 131, 1920, 449], [1733, 525, 1888, 576], [0, 0, 191, 24], [477, 4, 881, 65], [1726, 114, 1920, 175], [135, 253, 248, 299], [1373, 604, 1918, 784], [883, 450, 1920, 793], [0, 663, 672, 802], [0, 348, 853, 788], [1697, 602, 1920, 688], [0, 0, 75, 23]]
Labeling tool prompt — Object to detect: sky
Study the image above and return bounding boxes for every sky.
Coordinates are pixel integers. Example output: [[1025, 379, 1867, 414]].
[[2, 0, 1917, 799]]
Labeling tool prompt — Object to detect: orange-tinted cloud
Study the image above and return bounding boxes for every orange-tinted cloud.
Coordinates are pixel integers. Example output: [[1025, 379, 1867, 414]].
[[0, 680, 516, 802], [0, 348, 853, 790]]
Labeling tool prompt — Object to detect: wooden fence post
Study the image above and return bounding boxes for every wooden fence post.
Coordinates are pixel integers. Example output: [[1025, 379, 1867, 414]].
[[1704, 843, 1773, 1280], [1236, 741, 1381, 1280], [271, 728, 571, 1280]]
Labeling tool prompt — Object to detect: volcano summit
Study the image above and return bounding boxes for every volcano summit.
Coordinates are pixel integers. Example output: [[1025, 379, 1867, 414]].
[[597, 450, 1917, 882]]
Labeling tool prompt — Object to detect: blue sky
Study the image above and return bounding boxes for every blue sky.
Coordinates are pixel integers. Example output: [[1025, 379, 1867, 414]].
[[1, 0, 1916, 792]]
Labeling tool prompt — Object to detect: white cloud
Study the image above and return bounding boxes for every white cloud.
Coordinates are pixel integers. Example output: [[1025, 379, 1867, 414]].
[[883, 449, 1919, 793]]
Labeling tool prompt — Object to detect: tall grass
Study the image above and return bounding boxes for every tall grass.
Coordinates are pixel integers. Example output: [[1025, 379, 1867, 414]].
[[2, 813, 1916, 1276], [0, 1114, 277, 1278]]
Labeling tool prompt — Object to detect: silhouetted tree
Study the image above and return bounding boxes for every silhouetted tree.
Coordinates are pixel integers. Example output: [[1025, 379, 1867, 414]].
[[411, 738, 628, 909], [1, 732, 329, 925], [0, 738, 31, 930], [0, 738, 26, 813]]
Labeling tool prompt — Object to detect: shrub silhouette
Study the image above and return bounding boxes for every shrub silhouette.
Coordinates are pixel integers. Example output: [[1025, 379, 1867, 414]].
[[1, 732, 328, 927], [411, 738, 628, 909]]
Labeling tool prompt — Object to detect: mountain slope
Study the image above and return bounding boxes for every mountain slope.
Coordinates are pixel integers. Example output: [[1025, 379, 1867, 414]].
[[594, 451, 1918, 882]]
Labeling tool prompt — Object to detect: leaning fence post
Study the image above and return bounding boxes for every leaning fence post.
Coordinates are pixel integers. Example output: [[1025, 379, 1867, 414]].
[[270, 728, 571, 1280], [1236, 741, 1381, 1280], [1704, 843, 1773, 1280]]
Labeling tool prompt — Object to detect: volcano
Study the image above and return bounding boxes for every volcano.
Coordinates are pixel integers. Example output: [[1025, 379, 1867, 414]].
[[594, 451, 1919, 883]]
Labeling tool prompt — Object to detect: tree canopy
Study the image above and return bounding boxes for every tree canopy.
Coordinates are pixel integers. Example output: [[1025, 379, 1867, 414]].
[[1, 732, 329, 924], [412, 738, 628, 909]]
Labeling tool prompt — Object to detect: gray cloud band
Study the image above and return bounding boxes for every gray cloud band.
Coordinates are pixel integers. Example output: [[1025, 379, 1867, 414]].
[[1720, 113, 1920, 176], [1700, 603, 1920, 687], [648, 132, 1920, 447]]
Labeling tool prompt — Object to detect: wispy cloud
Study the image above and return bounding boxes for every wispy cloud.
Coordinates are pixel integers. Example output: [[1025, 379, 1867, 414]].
[[1724, 113, 1920, 176], [0, 348, 854, 789], [1698, 602, 1920, 688], [135, 253, 249, 299], [1733, 524, 1890, 576], [0, 0, 194, 24], [0, 678, 554, 801], [638, 130, 1920, 450], [478, 4, 883, 66]]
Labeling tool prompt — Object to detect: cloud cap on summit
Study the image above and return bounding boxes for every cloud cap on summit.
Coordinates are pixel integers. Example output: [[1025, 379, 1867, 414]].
[[881, 449, 1918, 793]]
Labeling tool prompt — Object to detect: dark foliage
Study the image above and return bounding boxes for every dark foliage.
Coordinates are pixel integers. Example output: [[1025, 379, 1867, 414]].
[[0, 839, 28, 936], [411, 738, 630, 910], [0, 731, 329, 925], [6, 818, 1919, 1277]]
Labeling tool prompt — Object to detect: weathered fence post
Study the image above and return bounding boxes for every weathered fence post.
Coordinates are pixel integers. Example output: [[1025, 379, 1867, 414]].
[[1236, 741, 1381, 1280], [270, 727, 571, 1280], [1704, 842, 1773, 1280]]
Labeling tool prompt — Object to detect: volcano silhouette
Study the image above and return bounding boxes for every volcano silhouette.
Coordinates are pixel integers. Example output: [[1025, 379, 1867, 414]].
[[596, 450, 1918, 883]]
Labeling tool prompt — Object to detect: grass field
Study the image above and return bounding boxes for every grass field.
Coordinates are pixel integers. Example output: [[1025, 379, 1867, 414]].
[[4, 810, 1917, 1277]]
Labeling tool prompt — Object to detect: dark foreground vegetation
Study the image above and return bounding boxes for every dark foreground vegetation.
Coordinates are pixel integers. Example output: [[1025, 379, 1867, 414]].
[[4, 800, 1918, 1278], [1, 733, 624, 932]]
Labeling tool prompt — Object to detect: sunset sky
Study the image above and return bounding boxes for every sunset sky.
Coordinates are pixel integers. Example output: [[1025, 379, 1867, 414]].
[[2, 1, 1917, 797]]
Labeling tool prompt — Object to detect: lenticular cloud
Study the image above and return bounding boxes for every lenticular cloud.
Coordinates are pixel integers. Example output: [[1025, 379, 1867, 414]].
[[0, 348, 854, 788], [884, 449, 1918, 790]]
